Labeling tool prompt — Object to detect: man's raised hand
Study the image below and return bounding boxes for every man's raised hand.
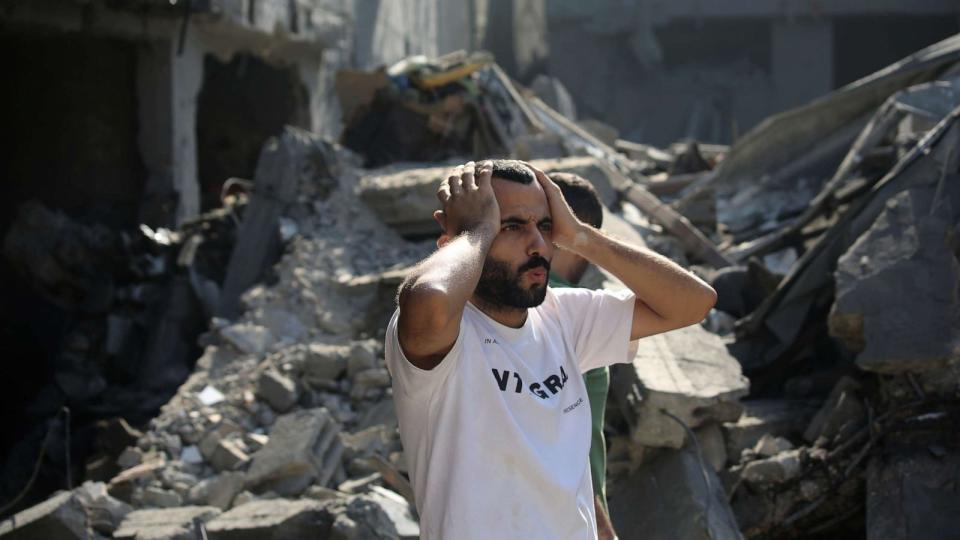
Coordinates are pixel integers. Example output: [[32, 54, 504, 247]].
[[434, 160, 500, 240], [529, 165, 586, 251]]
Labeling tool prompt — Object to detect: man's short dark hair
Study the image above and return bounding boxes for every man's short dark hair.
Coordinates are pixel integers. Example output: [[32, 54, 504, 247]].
[[491, 160, 536, 184], [550, 172, 603, 229]]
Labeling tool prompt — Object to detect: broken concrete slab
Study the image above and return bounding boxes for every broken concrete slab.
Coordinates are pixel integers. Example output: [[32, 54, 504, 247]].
[[722, 399, 818, 463], [245, 408, 343, 496], [829, 188, 960, 374], [608, 447, 743, 539], [204, 499, 331, 540], [357, 156, 622, 237], [866, 448, 960, 540], [0, 491, 89, 540], [610, 324, 749, 448], [113, 506, 221, 540], [188, 472, 245, 510], [74, 481, 133, 535]]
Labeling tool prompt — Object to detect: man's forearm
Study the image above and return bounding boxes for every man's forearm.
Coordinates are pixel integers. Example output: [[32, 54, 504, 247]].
[[399, 226, 495, 319], [570, 224, 716, 328]]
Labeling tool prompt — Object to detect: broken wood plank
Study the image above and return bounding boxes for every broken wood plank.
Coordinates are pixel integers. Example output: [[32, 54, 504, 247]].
[[616, 176, 733, 268]]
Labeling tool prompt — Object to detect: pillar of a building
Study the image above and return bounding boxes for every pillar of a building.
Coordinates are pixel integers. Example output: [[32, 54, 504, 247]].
[[136, 28, 203, 227], [771, 18, 834, 112]]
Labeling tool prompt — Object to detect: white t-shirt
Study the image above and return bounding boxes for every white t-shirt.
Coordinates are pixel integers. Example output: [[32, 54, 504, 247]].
[[385, 287, 635, 540]]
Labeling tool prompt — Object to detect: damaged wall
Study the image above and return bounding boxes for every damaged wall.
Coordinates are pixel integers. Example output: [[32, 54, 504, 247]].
[[544, 2, 960, 146]]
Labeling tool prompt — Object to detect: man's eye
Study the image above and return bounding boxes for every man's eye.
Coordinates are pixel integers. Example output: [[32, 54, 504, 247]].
[[539, 223, 553, 232], [503, 224, 520, 231]]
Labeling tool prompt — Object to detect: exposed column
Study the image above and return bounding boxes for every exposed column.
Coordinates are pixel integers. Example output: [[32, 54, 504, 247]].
[[136, 29, 203, 226]]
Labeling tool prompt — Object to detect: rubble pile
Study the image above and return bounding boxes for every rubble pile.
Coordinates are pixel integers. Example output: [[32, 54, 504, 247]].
[[5, 36, 960, 539]]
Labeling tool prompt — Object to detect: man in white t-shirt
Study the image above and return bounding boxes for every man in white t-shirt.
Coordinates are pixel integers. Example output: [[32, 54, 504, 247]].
[[385, 160, 716, 539]]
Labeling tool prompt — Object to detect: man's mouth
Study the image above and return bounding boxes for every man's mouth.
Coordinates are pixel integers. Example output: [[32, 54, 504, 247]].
[[525, 268, 547, 283]]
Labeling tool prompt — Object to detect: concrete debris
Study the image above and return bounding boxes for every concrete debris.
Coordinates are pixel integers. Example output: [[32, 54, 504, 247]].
[[74, 481, 133, 535], [204, 499, 331, 540], [803, 377, 866, 445], [741, 449, 802, 485], [866, 448, 960, 540], [608, 447, 744, 540], [113, 506, 221, 540], [610, 324, 749, 449], [829, 188, 960, 374], [0, 491, 89, 540], [722, 399, 817, 465], [9, 27, 960, 539], [245, 408, 343, 496], [256, 370, 299, 413]]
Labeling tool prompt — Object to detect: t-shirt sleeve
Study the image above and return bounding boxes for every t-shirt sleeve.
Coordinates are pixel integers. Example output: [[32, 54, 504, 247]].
[[551, 287, 637, 372], [384, 308, 464, 400]]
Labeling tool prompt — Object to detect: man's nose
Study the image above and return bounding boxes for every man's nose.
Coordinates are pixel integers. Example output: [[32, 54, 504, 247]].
[[526, 228, 549, 257]]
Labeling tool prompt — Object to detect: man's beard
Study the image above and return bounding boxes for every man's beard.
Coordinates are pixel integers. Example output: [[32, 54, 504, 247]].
[[474, 255, 550, 310]]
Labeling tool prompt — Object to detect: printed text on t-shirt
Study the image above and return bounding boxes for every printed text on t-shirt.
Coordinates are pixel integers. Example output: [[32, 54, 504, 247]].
[[491, 366, 570, 399]]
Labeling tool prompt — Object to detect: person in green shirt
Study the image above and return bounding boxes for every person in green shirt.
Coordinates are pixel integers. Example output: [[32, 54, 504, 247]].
[[547, 172, 617, 540]]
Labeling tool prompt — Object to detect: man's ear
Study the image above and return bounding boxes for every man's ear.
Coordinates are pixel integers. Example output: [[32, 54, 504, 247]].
[[434, 210, 450, 248]]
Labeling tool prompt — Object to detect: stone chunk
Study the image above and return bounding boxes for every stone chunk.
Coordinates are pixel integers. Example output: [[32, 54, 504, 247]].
[[610, 324, 749, 448], [753, 434, 794, 457], [741, 450, 802, 484], [608, 448, 743, 539], [221, 323, 274, 357], [204, 499, 331, 540], [866, 448, 960, 540], [830, 189, 960, 374], [256, 370, 299, 413], [721, 399, 818, 463], [113, 506, 220, 540], [803, 377, 865, 444], [188, 472, 245, 510], [141, 486, 183, 508], [245, 408, 343, 496], [0, 491, 88, 539], [210, 439, 251, 472], [74, 481, 133, 535], [303, 343, 350, 383], [365, 486, 420, 540]]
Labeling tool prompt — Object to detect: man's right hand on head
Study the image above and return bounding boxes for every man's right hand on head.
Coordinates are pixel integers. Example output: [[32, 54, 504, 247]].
[[434, 161, 500, 241]]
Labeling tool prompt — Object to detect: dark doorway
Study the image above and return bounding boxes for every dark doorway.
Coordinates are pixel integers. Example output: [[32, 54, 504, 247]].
[[196, 53, 309, 210]]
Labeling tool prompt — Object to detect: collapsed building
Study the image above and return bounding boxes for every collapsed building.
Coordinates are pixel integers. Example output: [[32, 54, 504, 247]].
[[1, 2, 959, 539]]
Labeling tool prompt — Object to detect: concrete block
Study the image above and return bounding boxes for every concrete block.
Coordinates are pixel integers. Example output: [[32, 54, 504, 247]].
[[304, 343, 350, 383], [830, 189, 960, 374], [113, 506, 220, 540], [256, 370, 299, 413], [210, 439, 251, 472], [245, 408, 343, 495], [204, 499, 330, 540], [141, 486, 183, 508], [611, 324, 749, 448], [608, 447, 743, 539], [0, 491, 88, 539]]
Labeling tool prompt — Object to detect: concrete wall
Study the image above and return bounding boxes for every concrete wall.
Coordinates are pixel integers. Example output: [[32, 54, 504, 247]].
[[545, 0, 960, 146]]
